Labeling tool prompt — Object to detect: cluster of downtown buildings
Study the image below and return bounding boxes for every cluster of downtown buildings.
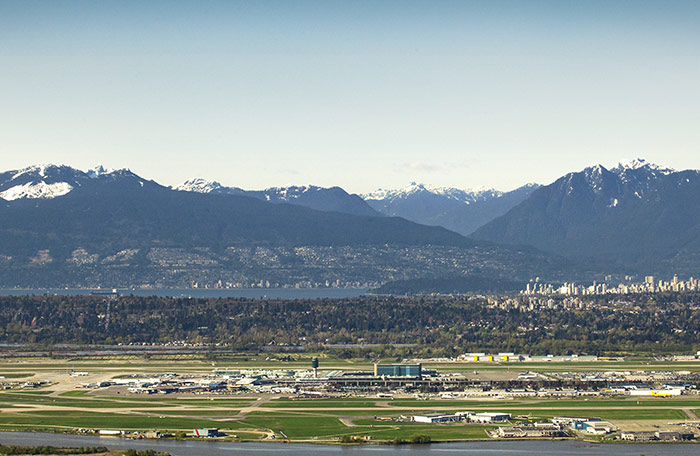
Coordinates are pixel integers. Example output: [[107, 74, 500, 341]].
[[522, 275, 700, 296]]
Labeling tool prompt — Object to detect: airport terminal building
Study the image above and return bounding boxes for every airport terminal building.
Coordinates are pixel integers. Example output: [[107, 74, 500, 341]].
[[373, 363, 422, 378]]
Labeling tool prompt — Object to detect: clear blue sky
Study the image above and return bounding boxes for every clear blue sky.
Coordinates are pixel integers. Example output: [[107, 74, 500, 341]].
[[2, 0, 699, 193]]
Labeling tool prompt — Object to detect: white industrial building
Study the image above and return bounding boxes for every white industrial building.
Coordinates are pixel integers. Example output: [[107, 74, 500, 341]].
[[412, 414, 460, 423], [470, 412, 511, 423]]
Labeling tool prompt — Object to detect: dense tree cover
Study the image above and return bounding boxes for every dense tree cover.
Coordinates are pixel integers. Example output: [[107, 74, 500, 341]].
[[0, 293, 699, 355], [123, 451, 170, 456]]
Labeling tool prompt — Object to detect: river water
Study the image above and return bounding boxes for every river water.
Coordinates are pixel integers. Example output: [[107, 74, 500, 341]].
[[0, 288, 369, 299], [0, 433, 697, 455]]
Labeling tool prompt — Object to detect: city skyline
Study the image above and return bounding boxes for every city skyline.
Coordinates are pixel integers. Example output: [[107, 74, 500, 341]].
[[2, 1, 700, 193]]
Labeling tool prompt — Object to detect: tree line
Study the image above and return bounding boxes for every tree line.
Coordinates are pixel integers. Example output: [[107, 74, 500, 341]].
[[0, 293, 699, 355]]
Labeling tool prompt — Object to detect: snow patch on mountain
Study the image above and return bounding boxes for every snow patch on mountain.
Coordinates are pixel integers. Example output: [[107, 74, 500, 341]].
[[266, 185, 315, 200], [0, 181, 73, 201], [87, 165, 116, 178]]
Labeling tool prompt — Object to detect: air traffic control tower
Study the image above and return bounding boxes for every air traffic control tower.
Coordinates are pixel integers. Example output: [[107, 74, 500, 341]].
[[311, 357, 319, 378]]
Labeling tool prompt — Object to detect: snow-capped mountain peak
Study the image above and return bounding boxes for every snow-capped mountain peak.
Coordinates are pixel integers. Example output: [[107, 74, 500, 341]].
[[87, 165, 115, 178], [0, 164, 145, 201], [363, 182, 427, 200], [173, 180, 378, 215], [362, 182, 540, 236], [362, 182, 502, 205], [176, 178, 226, 193], [11, 164, 64, 180], [618, 158, 649, 170], [264, 185, 316, 198], [10, 164, 129, 181], [176, 180, 343, 201], [612, 158, 674, 175]]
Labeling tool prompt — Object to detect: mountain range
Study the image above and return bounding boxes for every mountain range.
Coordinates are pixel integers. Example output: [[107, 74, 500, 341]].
[[0, 165, 470, 254], [362, 182, 539, 236], [2, 158, 699, 289], [0, 164, 562, 289], [175, 178, 538, 236], [176, 178, 380, 217], [471, 159, 700, 273]]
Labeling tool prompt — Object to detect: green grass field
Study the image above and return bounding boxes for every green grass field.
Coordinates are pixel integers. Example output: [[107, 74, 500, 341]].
[[0, 411, 245, 431], [240, 414, 366, 439], [0, 392, 176, 409], [59, 390, 90, 397], [263, 399, 379, 408]]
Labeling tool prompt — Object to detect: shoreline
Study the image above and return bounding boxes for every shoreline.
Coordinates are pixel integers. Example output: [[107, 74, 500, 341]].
[[1, 428, 699, 446]]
